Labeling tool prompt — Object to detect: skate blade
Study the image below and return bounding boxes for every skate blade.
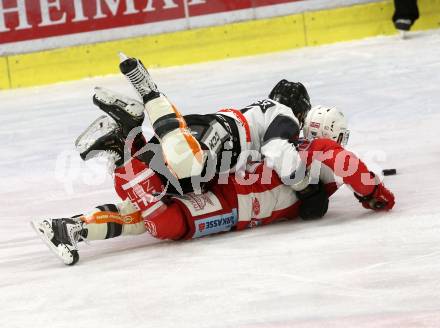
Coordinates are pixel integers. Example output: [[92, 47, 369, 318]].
[[75, 115, 118, 155], [30, 220, 77, 266], [93, 87, 144, 118], [119, 52, 129, 62], [399, 30, 408, 40]]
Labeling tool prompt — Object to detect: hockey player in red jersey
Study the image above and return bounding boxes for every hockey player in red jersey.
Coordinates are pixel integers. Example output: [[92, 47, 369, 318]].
[[32, 54, 394, 265], [33, 103, 394, 265], [108, 105, 394, 241], [115, 53, 311, 189]]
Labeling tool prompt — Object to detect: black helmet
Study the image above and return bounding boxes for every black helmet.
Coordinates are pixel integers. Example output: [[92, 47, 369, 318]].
[[269, 79, 311, 126]]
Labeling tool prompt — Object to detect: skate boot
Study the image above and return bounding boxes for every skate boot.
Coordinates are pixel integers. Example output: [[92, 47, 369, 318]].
[[93, 87, 145, 137], [118, 52, 160, 104], [32, 216, 85, 265], [75, 115, 126, 168]]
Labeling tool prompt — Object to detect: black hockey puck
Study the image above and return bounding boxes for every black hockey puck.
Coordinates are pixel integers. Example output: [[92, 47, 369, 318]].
[[382, 169, 397, 176]]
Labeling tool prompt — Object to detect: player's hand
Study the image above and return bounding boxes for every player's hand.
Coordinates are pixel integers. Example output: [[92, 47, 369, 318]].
[[297, 182, 329, 220], [355, 183, 395, 211]]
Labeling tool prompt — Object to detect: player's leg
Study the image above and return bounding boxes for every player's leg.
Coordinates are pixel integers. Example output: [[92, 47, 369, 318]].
[[76, 115, 193, 241], [32, 201, 146, 266], [35, 147, 192, 265], [119, 54, 205, 179], [34, 151, 179, 266], [392, 0, 419, 31]]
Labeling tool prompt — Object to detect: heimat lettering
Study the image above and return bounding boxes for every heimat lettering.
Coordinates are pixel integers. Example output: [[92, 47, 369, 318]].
[[0, 0, 206, 32]]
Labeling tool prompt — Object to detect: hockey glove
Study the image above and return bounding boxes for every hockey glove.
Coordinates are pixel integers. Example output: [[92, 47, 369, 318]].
[[297, 182, 329, 220], [354, 182, 395, 211]]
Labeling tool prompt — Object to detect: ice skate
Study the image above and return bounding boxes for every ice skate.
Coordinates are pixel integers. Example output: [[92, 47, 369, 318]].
[[93, 87, 145, 137], [31, 217, 85, 265], [394, 18, 412, 31], [118, 52, 160, 103], [398, 30, 408, 40], [75, 115, 126, 168]]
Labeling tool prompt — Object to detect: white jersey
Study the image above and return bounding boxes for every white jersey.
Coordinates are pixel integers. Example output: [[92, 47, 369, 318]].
[[219, 98, 301, 180]]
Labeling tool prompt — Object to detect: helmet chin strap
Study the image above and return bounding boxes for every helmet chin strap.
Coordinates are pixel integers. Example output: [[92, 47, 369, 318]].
[[296, 110, 308, 129]]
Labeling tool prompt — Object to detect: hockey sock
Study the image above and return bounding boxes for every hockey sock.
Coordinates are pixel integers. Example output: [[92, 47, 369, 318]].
[[145, 95, 205, 179], [81, 204, 146, 241]]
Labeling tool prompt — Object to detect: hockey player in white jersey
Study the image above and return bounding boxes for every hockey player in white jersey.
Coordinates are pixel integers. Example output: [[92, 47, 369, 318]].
[[117, 53, 311, 188]]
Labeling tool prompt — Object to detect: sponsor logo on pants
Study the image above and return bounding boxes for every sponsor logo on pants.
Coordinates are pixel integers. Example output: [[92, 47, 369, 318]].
[[194, 209, 238, 238]]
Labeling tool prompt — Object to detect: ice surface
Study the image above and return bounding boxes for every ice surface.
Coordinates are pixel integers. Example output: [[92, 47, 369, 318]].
[[1, 30, 440, 328]]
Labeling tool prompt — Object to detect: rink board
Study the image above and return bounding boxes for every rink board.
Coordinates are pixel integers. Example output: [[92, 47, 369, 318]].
[[5, 14, 307, 89], [1, 0, 439, 89], [0, 57, 10, 89], [304, 2, 395, 45]]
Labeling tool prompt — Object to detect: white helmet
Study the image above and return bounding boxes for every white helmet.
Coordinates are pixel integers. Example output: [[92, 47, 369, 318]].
[[303, 105, 350, 146]]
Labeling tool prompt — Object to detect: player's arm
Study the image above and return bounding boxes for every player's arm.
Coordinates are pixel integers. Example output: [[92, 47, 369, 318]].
[[260, 111, 302, 182], [306, 138, 395, 211]]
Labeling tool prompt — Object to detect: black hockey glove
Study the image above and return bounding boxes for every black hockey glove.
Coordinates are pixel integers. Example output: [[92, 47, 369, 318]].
[[296, 182, 329, 220]]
